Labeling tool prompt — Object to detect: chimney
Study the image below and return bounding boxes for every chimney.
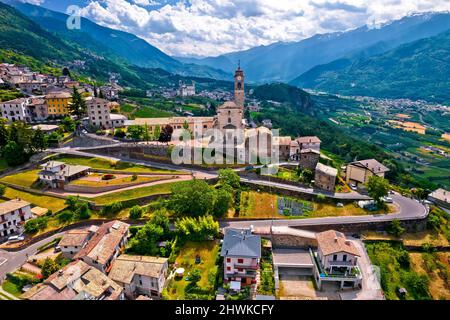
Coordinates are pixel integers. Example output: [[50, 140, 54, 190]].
[[334, 237, 338, 243], [58, 270, 63, 276], [345, 240, 351, 245]]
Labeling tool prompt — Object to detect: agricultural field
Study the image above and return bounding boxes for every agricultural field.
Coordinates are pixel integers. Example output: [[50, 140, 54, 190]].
[[164, 240, 220, 300], [234, 191, 379, 219]]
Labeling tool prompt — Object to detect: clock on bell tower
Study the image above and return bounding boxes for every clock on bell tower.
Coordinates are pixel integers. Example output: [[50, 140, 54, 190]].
[[234, 62, 245, 108]]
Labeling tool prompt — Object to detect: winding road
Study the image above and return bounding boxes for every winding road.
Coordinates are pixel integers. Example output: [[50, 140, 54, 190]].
[[0, 144, 428, 280]]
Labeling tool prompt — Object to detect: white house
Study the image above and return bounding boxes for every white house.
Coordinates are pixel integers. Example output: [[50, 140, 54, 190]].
[[220, 228, 261, 287], [38, 161, 90, 189], [0, 199, 33, 237], [314, 230, 362, 290], [0, 98, 33, 123], [109, 255, 169, 299]]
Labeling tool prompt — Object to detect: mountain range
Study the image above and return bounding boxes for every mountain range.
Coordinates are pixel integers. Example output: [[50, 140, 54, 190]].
[[178, 12, 450, 83], [291, 30, 450, 104]]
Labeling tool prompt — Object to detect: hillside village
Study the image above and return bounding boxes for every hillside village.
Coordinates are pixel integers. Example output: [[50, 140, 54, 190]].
[[0, 60, 448, 302]]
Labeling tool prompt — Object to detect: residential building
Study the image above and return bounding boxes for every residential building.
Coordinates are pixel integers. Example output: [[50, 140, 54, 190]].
[[314, 163, 337, 192], [29, 97, 48, 121], [38, 161, 90, 189], [109, 255, 169, 299], [100, 84, 122, 100], [296, 136, 321, 152], [86, 97, 126, 129], [45, 91, 72, 116], [275, 136, 292, 161], [345, 159, 390, 186], [220, 228, 261, 287], [428, 188, 450, 210], [74, 220, 130, 273], [59, 226, 97, 258], [0, 98, 33, 122], [313, 230, 362, 290], [299, 149, 320, 170], [130, 117, 215, 136], [0, 199, 33, 237], [22, 260, 124, 300]]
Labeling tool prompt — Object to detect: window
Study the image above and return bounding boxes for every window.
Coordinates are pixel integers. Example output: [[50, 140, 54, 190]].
[[343, 254, 347, 262], [333, 254, 337, 261], [226, 258, 231, 263], [237, 259, 244, 264], [226, 267, 231, 271]]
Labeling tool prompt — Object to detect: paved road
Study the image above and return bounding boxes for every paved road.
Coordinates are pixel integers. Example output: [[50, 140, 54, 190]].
[[221, 194, 428, 229], [0, 232, 64, 280], [51, 147, 369, 200]]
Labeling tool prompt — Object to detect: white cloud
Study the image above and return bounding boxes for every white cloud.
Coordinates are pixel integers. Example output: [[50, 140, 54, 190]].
[[74, 0, 450, 57]]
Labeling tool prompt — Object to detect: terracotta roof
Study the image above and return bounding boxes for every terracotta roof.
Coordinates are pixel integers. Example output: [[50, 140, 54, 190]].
[[109, 254, 168, 284], [59, 229, 91, 247], [74, 221, 129, 265], [23, 260, 123, 300], [316, 230, 360, 257], [350, 159, 389, 174], [0, 199, 31, 216], [45, 91, 72, 99], [297, 136, 321, 144], [1, 98, 29, 105], [219, 101, 239, 109]]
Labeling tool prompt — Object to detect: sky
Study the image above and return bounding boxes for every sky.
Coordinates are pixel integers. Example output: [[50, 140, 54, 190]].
[[19, 0, 450, 57]]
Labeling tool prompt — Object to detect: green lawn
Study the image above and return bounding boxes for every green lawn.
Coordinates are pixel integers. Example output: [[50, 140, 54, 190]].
[[90, 180, 189, 205], [55, 156, 185, 174], [164, 240, 219, 300], [3, 187, 67, 212], [0, 170, 40, 188], [1, 280, 22, 298]]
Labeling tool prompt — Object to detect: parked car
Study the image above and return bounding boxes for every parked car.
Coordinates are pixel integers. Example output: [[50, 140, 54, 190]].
[[336, 203, 344, 207], [383, 197, 393, 203], [349, 184, 358, 191], [54, 245, 61, 252], [7, 235, 24, 242]]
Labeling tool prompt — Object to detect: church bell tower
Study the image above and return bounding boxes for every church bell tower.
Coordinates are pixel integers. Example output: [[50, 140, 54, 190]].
[[234, 62, 245, 108]]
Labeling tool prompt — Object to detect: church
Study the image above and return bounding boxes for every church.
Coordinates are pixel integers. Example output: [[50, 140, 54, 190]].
[[129, 64, 246, 136]]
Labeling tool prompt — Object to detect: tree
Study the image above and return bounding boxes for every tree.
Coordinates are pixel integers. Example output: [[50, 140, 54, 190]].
[[3, 141, 27, 166], [367, 175, 389, 208], [127, 125, 144, 140], [0, 119, 9, 149], [57, 210, 74, 223], [129, 205, 143, 219], [169, 179, 216, 216], [69, 87, 87, 118], [114, 128, 126, 138], [62, 67, 71, 77], [218, 169, 241, 189], [388, 219, 405, 237], [143, 123, 151, 143], [74, 202, 91, 220], [175, 216, 219, 241], [41, 258, 59, 279], [154, 125, 161, 141], [60, 117, 76, 132], [214, 187, 233, 217], [31, 128, 47, 152], [159, 125, 173, 142], [0, 184, 5, 197]]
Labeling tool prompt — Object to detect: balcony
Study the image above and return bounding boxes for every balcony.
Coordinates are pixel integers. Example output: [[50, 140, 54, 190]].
[[328, 260, 356, 267]]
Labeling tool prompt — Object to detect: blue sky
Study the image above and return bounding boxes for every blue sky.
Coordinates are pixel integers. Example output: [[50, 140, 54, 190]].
[[19, 0, 450, 57]]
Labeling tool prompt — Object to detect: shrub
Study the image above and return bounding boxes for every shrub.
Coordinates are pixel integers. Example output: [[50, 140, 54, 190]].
[[102, 174, 116, 181], [57, 210, 74, 223], [101, 201, 123, 216], [388, 219, 405, 237], [129, 205, 143, 219], [131, 174, 138, 181], [24, 217, 48, 234]]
